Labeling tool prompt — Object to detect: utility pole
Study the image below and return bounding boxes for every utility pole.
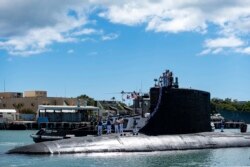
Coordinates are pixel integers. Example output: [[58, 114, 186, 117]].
[[4, 80, 5, 92]]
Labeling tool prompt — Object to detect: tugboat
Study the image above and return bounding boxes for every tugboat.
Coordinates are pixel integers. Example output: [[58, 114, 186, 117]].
[[30, 114, 149, 143], [30, 96, 150, 143], [30, 121, 101, 143], [30, 129, 70, 143]]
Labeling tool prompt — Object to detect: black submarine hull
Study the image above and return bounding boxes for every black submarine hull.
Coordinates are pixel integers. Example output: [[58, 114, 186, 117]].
[[8, 132, 250, 154]]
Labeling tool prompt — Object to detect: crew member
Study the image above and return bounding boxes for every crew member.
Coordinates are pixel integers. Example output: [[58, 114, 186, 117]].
[[97, 119, 103, 136], [119, 117, 124, 136], [220, 119, 224, 132], [106, 119, 111, 134], [133, 119, 138, 135], [114, 118, 119, 134]]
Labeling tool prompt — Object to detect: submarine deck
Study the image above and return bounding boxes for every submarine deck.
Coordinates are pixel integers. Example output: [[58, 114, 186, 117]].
[[8, 132, 250, 154]]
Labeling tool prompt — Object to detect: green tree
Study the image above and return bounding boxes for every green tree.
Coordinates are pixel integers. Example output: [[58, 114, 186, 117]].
[[13, 103, 24, 112], [211, 98, 250, 112], [77, 94, 95, 106], [20, 108, 36, 114]]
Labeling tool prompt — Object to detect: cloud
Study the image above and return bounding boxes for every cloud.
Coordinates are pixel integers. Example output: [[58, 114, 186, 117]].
[[2, 0, 250, 56], [146, 13, 207, 33], [101, 33, 119, 41], [97, 1, 210, 33], [0, 0, 89, 56], [204, 36, 244, 48], [71, 28, 102, 36], [198, 49, 211, 56], [98, 2, 151, 26], [199, 36, 245, 55], [0, 27, 76, 56], [97, 0, 250, 55], [81, 37, 97, 42], [236, 47, 250, 54]]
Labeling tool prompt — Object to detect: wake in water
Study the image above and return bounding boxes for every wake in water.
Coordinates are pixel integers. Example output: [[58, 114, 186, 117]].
[[0, 142, 27, 146]]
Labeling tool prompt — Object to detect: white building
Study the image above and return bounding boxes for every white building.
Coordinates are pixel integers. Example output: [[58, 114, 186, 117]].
[[37, 105, 100, 123], [0, 109, 17, 123]]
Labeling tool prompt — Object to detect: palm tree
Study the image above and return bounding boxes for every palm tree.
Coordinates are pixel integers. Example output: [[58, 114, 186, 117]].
[[154, 78, 158, 86], [13, 103, 24, 112], [111, 97, 116, 101]]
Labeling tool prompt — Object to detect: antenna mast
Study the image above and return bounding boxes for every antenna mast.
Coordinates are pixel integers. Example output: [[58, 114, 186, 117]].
[[4, 80, 5, 92]]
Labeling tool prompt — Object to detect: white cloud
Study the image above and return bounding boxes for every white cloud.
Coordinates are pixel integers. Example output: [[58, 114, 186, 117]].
[[0, 27, 75, 56], [200, 36, 245, 55], [205, 36, 244, 48], [101, 33, 119, 41], [96, 0, 250, 55], [198, 49, 211, 56], [0, 0, 90, 56], [236, 47, 250, 54], [98, 2, 152, 26], [212, 48, 223, 54], [146, 14, 206, 33], [96, 1, 225, 33], [81, 37, 97, 42], [2, 0, 250, 56], [72, 28, 102, 36]]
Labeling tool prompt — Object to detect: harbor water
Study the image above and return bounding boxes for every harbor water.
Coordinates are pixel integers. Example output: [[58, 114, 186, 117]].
[[1, 129, 250, 167]]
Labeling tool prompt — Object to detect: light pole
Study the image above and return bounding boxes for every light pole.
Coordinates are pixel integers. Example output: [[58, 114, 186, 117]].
[[154, 79, 158, 87]]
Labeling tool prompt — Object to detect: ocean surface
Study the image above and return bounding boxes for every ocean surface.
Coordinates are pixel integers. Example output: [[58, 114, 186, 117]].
[[1, 129, 250, 167]]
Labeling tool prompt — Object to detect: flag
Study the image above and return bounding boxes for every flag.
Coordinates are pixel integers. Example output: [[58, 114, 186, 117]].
[[131, 92, 138, 99]]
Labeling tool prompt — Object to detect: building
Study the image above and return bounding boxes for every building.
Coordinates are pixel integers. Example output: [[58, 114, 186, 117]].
[[0, 96, 86, 114], [0, 92, 23, 98], [0, 91, 87, 118], [24, 91, 47, 97], [0, 109, 17, 123]]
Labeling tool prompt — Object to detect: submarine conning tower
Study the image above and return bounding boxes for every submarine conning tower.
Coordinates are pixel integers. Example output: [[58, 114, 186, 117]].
[[139, 70, 211, 135]]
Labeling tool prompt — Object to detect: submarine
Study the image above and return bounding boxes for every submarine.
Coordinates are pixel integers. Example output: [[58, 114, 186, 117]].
[[8, 70, 250, 154]]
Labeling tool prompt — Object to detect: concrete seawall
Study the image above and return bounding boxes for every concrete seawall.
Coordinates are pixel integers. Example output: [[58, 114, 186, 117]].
[[8, 132, 250, 154]]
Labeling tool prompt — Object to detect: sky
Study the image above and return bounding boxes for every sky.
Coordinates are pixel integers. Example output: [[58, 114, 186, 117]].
[[0, 0, 250, 102]]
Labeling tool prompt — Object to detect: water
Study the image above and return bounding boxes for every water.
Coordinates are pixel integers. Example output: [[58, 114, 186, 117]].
[[1, 130, 250, 167]]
